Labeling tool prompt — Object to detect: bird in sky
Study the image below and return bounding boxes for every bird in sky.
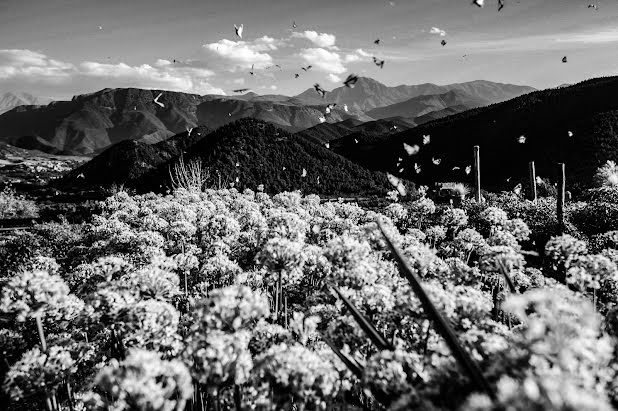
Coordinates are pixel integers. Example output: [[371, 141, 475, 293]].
[[294, 73, 300, 78], [415, 163, 422, 174], [98, 25, 103, 30], [387, 173, 406, 196], [344, 74, 359, 88], [423, 135, 431, 145], [318, 115, 326, 123], [441, 39, 447, 46], [588, 4, 598, 10], [432, 157, 442, 165], [302, 168, 307, 177], [568, 131, 574, 137], [498, 0, 505, 11], [465, 165, 472, 175], [355, 138, 359, 143], [372, 57, 385, 68], [325, 103, 337, 114], [324, 142, 330, 148], [292, 21, 297, 28], [234, 24, 243, 38], [562, 56, 568, 63], [453, 166, 461, 171], [153, 93, 164, 108], [186, 127, 194, 136], [302, 65, 312, 71], [517, 135, 526, 143], [314, 83, 327, 98], [343, 104, 349, 112], [249, 64, 255, 75], [403, 142, 420, 155], [473, 0, 484, 7], [374, 39, 380, 45]]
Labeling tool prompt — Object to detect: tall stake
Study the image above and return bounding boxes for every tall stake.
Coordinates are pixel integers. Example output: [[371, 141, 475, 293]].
[[557, 163, 566, 232], [528, 161, 537, 203], [474, 145, 481, 202]]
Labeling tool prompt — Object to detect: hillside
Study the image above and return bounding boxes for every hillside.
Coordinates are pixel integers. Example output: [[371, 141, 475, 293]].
[[295, 116, 416, 145], [365, 89, 489, 120], [196, 97, 371, 132], [0, 88, 215, 155], [127, 119, 394, 196], [294, 77, 534, 111], [0, 92, 52, 115], [334, 76, 618, 193], [58, 126, 213, 189]]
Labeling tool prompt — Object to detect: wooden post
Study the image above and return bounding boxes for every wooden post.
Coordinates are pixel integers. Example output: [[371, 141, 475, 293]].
[[528, 161, 537, 203], [557, 163, 566, 231], [473, 146, 481, 202]]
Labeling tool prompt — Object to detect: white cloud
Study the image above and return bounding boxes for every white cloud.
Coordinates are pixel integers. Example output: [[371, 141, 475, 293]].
[[556, 29, 618, 44], [430, 27, 447, 36], [327, 74, 342, 83], [202, 37, 281, 70], [344, 49, 371, 63], [0, 49, 74, 82], [232, 78, 245, 85], [270, 85, 278, 90], [0, 49, 225, 95], [292, 31, 337, 49], [298, 48, 346, 74]]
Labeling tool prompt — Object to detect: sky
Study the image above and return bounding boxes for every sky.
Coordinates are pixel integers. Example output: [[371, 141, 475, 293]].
[[1, 0, 618, 100]]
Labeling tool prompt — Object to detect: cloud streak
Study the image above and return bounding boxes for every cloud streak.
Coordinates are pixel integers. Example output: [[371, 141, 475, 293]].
[[0, 49, 225, 95]]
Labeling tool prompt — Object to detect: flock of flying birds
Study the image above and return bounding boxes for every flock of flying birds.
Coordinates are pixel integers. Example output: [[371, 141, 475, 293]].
[[141, 0, 593, 192]]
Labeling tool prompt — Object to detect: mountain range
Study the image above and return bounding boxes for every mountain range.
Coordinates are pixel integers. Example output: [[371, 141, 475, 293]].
[[0, 78, 533, 155], [59, 118, 394, 196], [330, 76, 618, 194], [0, 92, 53, 115]]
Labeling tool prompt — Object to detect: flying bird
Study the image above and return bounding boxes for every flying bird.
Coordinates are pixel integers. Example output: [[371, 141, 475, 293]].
[[372, 57, 385, 68], [403, 143, 420, 156], [275, 64, 282, 70], [562, 56, 568, 63], [472, 0, 484, 7], [452, 166, 461, 171], [343, 104, 349, 112], [432, 157, 442, 165], [98, 25, 103, 30], [423, 135, 431, 145], [325, 103, 337, 114], [292, 21, 297, 28], [374, 39, 380, 45], [234, 24, 243, 38], [324, 143, 330, 148], [588, 4, 598, 10], [302, 65, 313, 71], [355, 138, 359, 144], [387, 173, 406, 196], [233, 88, 250, 93], [313, 83, 327, 98], [441, 39, 447, 46], [318, 116, 326, 123], [465, 165, 472, 175], [294, 73, 300, 78], [517, 135, 526, 144], [302, 168, 307, 177], [498, 0, 505, 11], [344, 73, 359, 88], [249, 64, 255, 75], [414, 163, 422, 174], [153, 93, 164, 108], [186, 127, 194, 136]]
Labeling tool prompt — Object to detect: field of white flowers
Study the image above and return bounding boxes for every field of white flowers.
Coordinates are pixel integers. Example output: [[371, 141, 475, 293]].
[[2, 181, 618, 410]]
